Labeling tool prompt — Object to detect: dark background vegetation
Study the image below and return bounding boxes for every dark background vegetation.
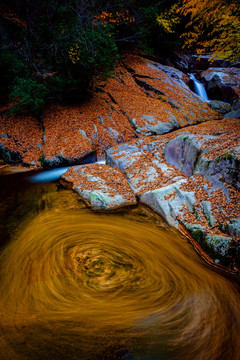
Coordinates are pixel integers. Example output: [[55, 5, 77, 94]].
[[0, 0, 239, 116]]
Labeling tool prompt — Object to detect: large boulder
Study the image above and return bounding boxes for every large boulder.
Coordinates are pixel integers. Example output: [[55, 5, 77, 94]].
[[61, 163, 137, 209], [208, 100, 231, 114], [201, 68, 240, 103], [164, 133, 240, 190]]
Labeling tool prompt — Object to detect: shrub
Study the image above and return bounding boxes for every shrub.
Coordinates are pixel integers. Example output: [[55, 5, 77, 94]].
[[9, 77, 48, 116]]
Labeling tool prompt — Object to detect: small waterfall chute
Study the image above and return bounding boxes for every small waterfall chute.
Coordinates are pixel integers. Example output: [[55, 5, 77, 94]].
[[189, 73, 209, 101], [28, 167, 69, 183], [28, 157, 106, 183]]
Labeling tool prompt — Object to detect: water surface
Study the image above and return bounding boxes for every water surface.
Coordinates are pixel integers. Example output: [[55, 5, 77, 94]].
[[0, 168, 239, 360]]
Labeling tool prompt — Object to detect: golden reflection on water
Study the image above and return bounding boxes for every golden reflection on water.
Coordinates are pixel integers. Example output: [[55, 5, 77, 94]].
[[0, 172, 239, 360]]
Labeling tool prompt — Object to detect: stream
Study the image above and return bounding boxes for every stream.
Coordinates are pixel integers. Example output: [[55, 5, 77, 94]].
[[0, 167, 239, 360]]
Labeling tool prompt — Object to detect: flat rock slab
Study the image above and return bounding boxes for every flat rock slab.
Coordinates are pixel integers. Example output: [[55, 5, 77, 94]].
[[61, 163, 137, 209], [106, 143, 186, 195]]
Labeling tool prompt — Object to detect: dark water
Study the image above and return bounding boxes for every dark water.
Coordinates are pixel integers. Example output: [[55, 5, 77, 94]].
[[0, 167, 240, 360]]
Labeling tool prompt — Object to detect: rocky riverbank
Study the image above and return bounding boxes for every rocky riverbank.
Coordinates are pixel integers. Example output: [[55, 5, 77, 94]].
[[1, 53, 240, 271]]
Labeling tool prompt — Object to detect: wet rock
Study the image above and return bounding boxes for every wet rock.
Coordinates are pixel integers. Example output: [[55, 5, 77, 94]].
[[208, 100, 231, 114], [205, 234, 232, 257], [61, 163, 137, 210], [181, 222, 231, 258], [201, 68, 240, 103], [0, 145, 22, 163]]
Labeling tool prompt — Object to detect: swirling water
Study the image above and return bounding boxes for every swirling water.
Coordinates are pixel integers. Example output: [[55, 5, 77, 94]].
[[0, 168, 239, 360]]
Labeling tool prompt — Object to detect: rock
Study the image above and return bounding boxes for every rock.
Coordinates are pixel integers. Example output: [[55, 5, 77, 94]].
[[164, 134, 216, 176], [164, 133, 240, 190], [205, 234, 232, 257], [106, 143, 142, 173], [221, 219, 240, 238], [0, 145, 22, 163], [188, 54, 231, 70], [0, 115, 43, 166], [181, 222, 207, 242], [201, 201, 216, 227], [61, 163, 137, 210], [208, 100, 231, 114], [230, 99, 240, 111], [223, 109, 240, 119], [106, 142, 186, 196], [197, 149, 240, 191], [44, 129, 94, 167], [106, 127, 240, 265], [173, 52, 190, 71], [130, 114, 180, 136], [145, 61, 190, 90], [140, 179, 193, 228], [103, 54, 218, 138], [180, 222, 231, 258], [201, 68, 240, 103]]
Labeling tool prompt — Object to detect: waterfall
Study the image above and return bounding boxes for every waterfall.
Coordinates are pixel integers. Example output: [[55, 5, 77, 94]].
[[28, 158, 106, 183], [189, 73, 209, 101], [28, 167, 69, 183]]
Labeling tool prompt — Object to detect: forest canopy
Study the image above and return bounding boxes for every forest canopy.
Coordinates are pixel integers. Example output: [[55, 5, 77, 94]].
[[0, 0, 239, 116]]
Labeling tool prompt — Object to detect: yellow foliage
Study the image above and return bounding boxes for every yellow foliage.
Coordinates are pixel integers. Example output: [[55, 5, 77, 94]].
[[157, 3, 180, 33], [178, 0, 240, 61], [68, 44, 81, 64]]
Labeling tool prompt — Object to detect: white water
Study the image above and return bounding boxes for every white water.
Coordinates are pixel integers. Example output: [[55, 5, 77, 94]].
[[189, 73, 209, 101], [29, 167, 69, 183], [28, 159, 106, 183]]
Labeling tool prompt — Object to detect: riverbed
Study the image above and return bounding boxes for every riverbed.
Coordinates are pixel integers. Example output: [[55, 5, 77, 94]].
[[0, 167, 239, 360]]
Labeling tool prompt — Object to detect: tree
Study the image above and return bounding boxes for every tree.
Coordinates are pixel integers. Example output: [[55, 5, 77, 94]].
[[178, 0, 240, 61]]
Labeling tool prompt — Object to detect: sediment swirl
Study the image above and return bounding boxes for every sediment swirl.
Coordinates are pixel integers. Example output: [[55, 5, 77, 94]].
[[0, 210, 239, 360]]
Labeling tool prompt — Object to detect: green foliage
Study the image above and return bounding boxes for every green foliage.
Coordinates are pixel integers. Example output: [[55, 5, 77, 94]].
[[9, 77, 48, 116], [1, 1, 120, 114], [0, 50, 26, 101], [139, 1, 182, 55]]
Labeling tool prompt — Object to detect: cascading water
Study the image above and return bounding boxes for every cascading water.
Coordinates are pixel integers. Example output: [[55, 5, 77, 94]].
[[0, 169, 240, 360], [28, 159, 106, 183], [189, 73, 209, 101]]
